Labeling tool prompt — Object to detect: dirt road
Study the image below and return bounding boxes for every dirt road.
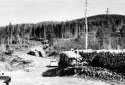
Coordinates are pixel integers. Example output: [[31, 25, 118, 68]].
[[2, 51, 110, 85]]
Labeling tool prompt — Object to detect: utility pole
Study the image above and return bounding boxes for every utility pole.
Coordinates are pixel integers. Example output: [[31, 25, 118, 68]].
[[106, 8, 109, 15], [106, 8, 112, 49], [85, 0, 88, 50]]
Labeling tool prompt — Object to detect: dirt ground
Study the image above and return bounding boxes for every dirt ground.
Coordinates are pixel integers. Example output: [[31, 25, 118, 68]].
[[0, 41, 118, 85], [0, 50, 112, 85]]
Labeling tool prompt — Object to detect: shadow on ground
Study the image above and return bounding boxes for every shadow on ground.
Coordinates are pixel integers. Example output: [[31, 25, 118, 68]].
[[42, 66, 124, 82], [42, 67, 75, 77]]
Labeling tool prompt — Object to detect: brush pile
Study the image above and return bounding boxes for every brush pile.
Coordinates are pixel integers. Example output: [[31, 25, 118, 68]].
[[46, 50, 125, 81], [0, 53, 33, 71], [77, 66, 123, 81], [79, 51, 125, 73], [9, 55, 33, 70]]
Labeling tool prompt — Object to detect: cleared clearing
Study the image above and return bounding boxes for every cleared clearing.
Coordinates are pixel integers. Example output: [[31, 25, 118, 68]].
[[0, 50, 110, 85]]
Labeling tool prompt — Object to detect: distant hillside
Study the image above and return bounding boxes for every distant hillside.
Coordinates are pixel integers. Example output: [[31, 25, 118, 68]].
[[0, 14, 125, 49]]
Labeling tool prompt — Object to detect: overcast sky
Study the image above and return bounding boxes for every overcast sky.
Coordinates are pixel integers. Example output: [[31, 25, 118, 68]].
[[0, 0, 125, 26]]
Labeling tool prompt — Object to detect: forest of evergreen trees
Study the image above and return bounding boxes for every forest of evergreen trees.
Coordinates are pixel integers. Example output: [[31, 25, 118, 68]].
[[0, 14, 125, 49]]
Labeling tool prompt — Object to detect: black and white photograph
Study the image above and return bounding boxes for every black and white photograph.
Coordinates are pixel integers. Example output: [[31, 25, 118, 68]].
[[0, 0, 125, 85]]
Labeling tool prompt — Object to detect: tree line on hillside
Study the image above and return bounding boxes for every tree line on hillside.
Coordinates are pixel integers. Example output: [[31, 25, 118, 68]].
[[0, 21, 85, 45], [0, 14, 125, 49]]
